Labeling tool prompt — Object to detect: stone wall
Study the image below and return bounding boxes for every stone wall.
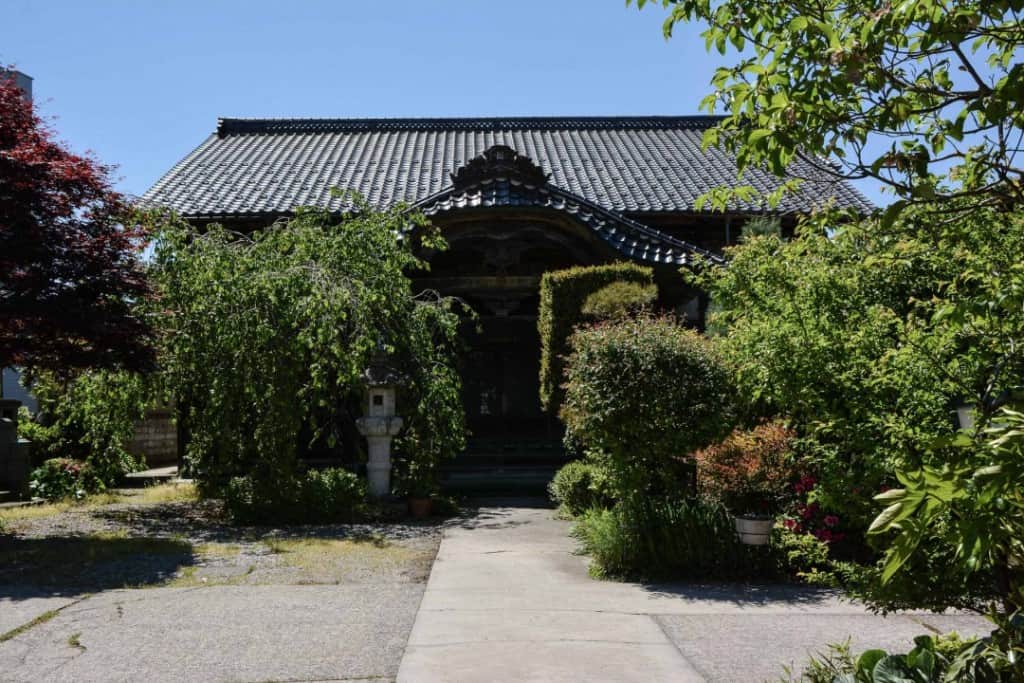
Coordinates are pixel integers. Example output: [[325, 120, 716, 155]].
[[127, 408, 178, 467]]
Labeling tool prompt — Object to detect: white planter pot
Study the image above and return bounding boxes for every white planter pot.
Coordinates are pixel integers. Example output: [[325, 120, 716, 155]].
[[734, 515, 774, 546]]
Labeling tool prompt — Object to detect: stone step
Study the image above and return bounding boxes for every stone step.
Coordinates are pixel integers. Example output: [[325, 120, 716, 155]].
[[440, 464, 559, 496], [120, 465, 179, 488]]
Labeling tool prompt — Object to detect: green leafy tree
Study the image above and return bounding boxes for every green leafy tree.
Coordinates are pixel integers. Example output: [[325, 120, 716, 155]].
[[148, 200, 465, 495], [635, 0, 1024, 214], [868, 410, 1024, 679], [23, 369, 150, 487], [691, 204, 1024, 536]]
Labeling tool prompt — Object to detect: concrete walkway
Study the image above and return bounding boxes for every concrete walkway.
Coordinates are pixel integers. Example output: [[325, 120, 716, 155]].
[[397, 502, 988, 683]]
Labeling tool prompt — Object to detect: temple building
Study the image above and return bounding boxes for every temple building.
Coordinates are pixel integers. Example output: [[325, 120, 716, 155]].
[[146, 116, 870, 484]]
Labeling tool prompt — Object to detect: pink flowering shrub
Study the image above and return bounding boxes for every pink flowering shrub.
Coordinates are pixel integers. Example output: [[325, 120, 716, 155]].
[[781, 475, 847, 545]]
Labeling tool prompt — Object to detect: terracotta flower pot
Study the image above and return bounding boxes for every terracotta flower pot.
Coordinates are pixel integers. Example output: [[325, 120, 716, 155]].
[[734, 515, 774, 546], [408, 497, 432, 519]]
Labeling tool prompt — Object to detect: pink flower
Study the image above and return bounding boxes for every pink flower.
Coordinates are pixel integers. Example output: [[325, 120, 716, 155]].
[[823, 515, 839, 528], [815, 529, 834, 542]]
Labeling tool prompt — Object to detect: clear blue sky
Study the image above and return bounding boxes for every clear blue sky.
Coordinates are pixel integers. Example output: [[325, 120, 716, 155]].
[[3, 0, 886, 205]]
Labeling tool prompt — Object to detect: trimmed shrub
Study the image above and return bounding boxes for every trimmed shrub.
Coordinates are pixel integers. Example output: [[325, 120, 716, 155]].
[[225, 467, 367, 525], [573, 497, 770, 579], [561, 315, 734, 499], [548, 459, 615, 516], [580, 281, 657, 321], [694, 421, 796, 516], [538, 263, 654, 413], [30, 458, 105, 501]]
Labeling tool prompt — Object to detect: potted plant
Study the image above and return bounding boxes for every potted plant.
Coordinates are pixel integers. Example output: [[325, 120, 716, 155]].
[[731, 501, 777, 546], [407, 476, 434, 519], [694, 421, 796, 546]]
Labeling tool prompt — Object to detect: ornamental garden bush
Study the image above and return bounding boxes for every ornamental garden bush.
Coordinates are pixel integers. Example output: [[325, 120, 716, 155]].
[[560, 314, 734, 499], [21, 370, 150, 495], [548, 458, 615, 517], [573, 496, 773, 580], [694, 420, 797, 517], [29, 457, 105, 501], [579, 280, 657, 321], [538, 262, 654, 413]]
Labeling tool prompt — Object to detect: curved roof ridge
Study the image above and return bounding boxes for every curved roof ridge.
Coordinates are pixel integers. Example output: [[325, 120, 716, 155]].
[[216, 115, 727, 137], [412, 176, 725, 267]]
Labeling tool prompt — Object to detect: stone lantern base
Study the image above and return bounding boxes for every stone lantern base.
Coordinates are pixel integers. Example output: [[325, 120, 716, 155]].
[[356, 416, 404, 498]]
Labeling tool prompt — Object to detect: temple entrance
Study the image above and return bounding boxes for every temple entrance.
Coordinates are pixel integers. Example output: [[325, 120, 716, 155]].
[[460, 317, 550, 441]]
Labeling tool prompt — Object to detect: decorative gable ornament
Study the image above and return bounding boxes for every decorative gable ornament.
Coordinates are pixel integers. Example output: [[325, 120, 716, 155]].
[[450, 144, 550, 191]]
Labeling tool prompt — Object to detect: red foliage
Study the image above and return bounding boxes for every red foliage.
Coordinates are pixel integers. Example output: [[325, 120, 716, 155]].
[[0, 70, 153, 372], [694, 420, 796, 515]]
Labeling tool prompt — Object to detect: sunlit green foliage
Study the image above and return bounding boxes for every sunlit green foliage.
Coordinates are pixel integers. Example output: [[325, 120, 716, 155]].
[[636, 0, 1024, 214], [148, 201, 465, 496]]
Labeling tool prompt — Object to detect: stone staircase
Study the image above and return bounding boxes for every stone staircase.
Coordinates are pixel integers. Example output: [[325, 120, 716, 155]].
[[440, 438, 570, 495]]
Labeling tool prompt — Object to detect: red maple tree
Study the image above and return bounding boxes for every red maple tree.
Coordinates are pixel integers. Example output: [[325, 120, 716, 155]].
[[0, 71, 153, 372]]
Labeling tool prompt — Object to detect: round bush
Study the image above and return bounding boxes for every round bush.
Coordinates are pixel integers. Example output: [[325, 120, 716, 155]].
[[561, 315, 734, 498], [548, 460, 614, 516]]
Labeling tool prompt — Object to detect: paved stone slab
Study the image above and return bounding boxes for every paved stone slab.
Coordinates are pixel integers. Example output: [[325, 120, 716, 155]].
[[0, 584, 424, 682], [657, 613, 990, 682], [400, 505, 704, 682], [398, 504, 989, 683]]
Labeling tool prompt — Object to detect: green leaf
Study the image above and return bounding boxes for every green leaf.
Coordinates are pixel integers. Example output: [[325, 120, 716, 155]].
[[872, 654, 914, 683], [857, 649, 888, 676], [869, 502, 905, 534]]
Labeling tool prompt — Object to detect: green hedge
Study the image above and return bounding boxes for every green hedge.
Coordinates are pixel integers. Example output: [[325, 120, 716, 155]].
[[224, 467, 367, 525], [538, 263, 654, 413]]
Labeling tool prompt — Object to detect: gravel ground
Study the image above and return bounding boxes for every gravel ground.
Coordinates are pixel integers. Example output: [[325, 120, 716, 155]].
[[1, 492, 444, 590], [0, 489, 446, 682]]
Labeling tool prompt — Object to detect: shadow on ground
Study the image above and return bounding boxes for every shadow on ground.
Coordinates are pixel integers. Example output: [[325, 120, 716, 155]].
[[448, 497, 552, 531], [639, 580, 842, 607], [0, 535, 196, 597]]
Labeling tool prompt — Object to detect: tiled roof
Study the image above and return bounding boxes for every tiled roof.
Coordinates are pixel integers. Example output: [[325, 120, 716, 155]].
[[144, 116, 873, 219]]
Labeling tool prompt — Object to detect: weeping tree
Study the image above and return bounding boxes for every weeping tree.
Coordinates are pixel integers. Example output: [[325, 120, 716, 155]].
[[148, 200, 466, 495]]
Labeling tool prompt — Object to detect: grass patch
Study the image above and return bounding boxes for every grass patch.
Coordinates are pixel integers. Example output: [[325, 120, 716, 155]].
[[0, 484, 198, 529], [0, 501, 74, 524], [195, 542, 241, 558], [262, 537, 417, 576], [0, 610, 59, 643], [120, 483, 198, 505]]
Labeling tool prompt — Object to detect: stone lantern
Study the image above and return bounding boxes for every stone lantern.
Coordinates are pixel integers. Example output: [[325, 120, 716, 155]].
[[355, 349, 404, 498]]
